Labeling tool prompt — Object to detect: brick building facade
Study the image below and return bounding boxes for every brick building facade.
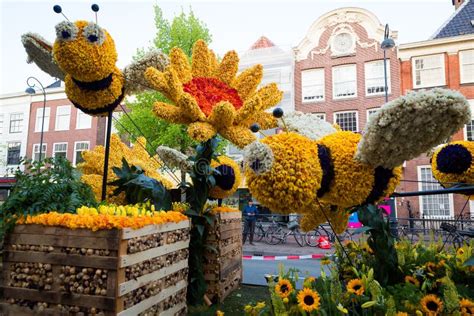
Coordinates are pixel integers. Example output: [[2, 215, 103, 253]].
[[397, 0, 474, 219], [293, 7, 400, 131]]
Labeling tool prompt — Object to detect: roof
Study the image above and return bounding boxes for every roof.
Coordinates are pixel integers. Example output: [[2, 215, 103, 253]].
[[46, 80, 62, 89], [431, 0, 474, 39], [250, 36, 275, 50]]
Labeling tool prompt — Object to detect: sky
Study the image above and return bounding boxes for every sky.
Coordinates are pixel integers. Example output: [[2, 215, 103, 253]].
[[0, 0, 456, 94]]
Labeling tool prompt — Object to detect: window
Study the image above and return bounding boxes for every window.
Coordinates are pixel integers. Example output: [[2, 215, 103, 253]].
[[464, 100, 474, 141], [55, 105, 71, 131], [53, 143, 68, 159], [412, 54, 445, 88], [460, 50, 474, 84], [314, 113, 326, 121], [33, 144, 47, 161], [0, 114, 3, 134], [332, 64, 357, 99], [76, 110, 92, 129], [365, 60, 390, 96], [367, 108, 379, 122], [301, 69, 324, 102], [7, 142, 21, 165], [74, 141, 89, 165], [9, 113, 23, 133], [418, 166, 452, 218], [34, 107, 50, 132], [334, 111, 358, 132]]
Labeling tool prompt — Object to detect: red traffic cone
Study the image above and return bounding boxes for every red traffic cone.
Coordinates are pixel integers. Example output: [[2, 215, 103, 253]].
[[318, 236, 331, 249]]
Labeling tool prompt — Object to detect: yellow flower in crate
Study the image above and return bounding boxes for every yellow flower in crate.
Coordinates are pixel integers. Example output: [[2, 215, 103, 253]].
[[275, 278, 293, 298], [211, 206, 239, 214], [209, 156, 242, 199], [347, 278, 365, 296], [78, 134, 174, 203], [144, 40, 283, 148], [420, 294, 443, 315], [297, 288, 321, 312], [460, 298, 474, 315]]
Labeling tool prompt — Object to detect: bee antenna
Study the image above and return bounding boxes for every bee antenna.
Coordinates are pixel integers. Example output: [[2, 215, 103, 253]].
[[53, 5, 70, 21], [250, 123, 268, 138], [272, 107, 288, 132], [91, 4, 99, 24]]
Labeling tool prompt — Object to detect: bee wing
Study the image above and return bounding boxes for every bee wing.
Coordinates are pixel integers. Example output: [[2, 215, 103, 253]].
[[356, 88, 471, 169], [279, 111, 337, 141], [123, 49, 169, 94], [21, 33, 65, 81]]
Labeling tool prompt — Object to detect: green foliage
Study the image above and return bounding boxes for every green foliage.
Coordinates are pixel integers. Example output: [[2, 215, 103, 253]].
[[0, 157, 97, 236], [182, 137, 221, 305], [110, 158, 171, 211], [117, 5, 216, 155]]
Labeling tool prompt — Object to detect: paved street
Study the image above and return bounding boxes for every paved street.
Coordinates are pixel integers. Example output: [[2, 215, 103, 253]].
[[243, 258, 331, 286]]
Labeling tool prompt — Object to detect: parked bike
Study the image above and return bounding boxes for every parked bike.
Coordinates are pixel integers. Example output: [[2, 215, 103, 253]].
[[264, 219, 305, 247], [305, 224, 352, 247]]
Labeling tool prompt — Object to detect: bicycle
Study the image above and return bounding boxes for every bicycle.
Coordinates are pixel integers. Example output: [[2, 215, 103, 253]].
[[397, 224, 420, 243], [305, 224, 353, 247], [440, 222, 474, 249], [264, 219, 305, 247]]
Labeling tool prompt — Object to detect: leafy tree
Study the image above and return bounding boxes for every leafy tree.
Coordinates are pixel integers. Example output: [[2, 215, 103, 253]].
[[117, 5, 215, 155]]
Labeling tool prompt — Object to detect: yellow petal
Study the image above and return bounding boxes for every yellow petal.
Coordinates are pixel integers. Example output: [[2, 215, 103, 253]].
[[187, 122, 217, 142], [232, 64, 263, 101], [257, 83, 284, 111], [235, 94, 261, 123], [191, 40, 211, 77], [250, 112, 278, 130], [208, 49, 219, 77], [165, 68, 183, 101], [177, 93, 206, 121], [145, 67, 171, 99], [208, 101, 236, 130], [220, 125, 256, 148], [169, 47, 192, 83], [153, 102, 191, 124], [217, 50, 239, 85]]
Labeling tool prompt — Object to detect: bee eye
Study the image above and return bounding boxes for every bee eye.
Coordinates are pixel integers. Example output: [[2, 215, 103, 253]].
[[55, 21, 78, 41], [83, 22, 104, 45], [244, 142, 274, 175]]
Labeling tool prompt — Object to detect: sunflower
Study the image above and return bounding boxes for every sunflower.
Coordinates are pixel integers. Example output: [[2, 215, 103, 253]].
[[347, 279, 365, 296], [460, 298, 474, 315], [297, 288, 321, 312], [275, 279, 293, 298], [144, 40, 283, 148], [396, 312, 409, 316], [425, 262, 437, 273], [457, 248, 465, 256], [405, 275, 420, 287], [420, 294, 443, 315]]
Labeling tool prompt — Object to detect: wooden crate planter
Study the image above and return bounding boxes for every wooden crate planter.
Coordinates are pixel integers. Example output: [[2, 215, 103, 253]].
[[0, 220, 190, 316], [204, 211, 242, 303]]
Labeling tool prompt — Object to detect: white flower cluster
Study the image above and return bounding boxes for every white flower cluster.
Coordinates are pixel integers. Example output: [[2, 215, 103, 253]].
[[54, 21, 78, 41], [156, 146, 193, 172], [123, 49, 169, 94], [278, 111, 336, 141], [356, 88, 471, 169], [243, 141, 274, 175], [83, 22, 105, 45]]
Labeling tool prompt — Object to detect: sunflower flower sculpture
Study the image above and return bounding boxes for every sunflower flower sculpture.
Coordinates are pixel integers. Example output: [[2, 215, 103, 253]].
[[145, 40, 283, 148]]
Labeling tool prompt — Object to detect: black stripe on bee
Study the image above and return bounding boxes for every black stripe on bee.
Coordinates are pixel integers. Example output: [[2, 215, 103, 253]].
[[72, 73, 113, 91], [316, 144, 334, 198], [364, 166, 394, 205], [71, 86, 125, 115], [214, 164, 236, 190]]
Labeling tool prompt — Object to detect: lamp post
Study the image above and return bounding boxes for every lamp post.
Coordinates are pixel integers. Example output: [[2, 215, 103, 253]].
[[26, 77, 46, 162], [381, 24, 395, 103]]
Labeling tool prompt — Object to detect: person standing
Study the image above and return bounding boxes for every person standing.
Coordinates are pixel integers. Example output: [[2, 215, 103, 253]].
[[243, 200, 258, 245]]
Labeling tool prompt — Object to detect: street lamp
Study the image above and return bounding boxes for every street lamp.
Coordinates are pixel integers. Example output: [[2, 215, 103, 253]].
[[25, 77, 46, 162], [381, 24, 395, 103]]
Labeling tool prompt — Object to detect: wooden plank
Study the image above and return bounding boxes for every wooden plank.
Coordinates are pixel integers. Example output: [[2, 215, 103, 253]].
[[6, 233, 119, 250], [11, 224, 120, 238], [120, 240, 189, 268], [218, 221, 241, 233], [217, 212, 241, 221], [4, 251, 117, 269], [207, 227, 241, 241], [117, 280, 187, 316], [160, 302, 186, 316], [1, 287, 116, 310], [0, 303, 58, 316], [121, 220, 190, 240], [115, 239, 128, 313], [118, 259, 188, 296]]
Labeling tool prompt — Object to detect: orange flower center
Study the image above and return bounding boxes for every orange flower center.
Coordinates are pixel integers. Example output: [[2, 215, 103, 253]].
[[183, 77, 243, 116]]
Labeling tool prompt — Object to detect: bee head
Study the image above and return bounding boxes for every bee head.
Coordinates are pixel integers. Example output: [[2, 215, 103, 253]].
[[53, 20, 117, 81], [243, 132, 322, 214], [434, 143, 472, 175]]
